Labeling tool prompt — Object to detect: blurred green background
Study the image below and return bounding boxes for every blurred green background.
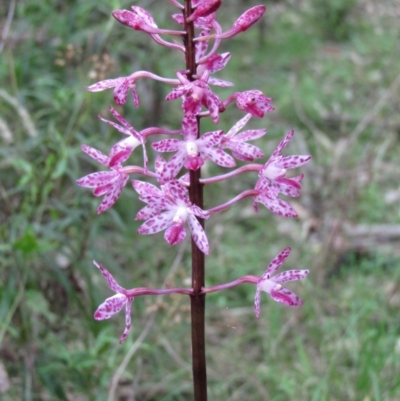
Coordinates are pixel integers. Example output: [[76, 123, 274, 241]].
[[1, 0, 400, 400]]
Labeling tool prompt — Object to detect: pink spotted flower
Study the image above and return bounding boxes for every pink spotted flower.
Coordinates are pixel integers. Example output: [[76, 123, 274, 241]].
[[216, 5, 266, 39], [194, 5, 266, 41], [152, 114, 235, 183], [254, 248, 310, 318], [236, 90, 274, 118], [99, 106, 147, 169], [253, 186, 299, 218], [93, 261, 134, 344], [166, 71, 223, 123], [133, 179, 210, 254], [256, 130, 311, 197], [221, 113, 266, 161], [76, 145, 129, 214], [112, 7, 185, 37], [187, 0, 222, 22], [87, 75, 140, 107], [196, 52, 234, 87], [252, 130, 311, 217]]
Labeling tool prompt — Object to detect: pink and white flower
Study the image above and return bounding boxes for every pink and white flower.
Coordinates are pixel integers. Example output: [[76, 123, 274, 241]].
[[236, 90, 274, 118], [152, 114, 235, 183], [76, 145, 129, 214], [221, 113, 266, 161], [166, 71, 223, 123], [93, 261, 134, 344], [99, 106, 147, 169], [253, 186, 299, 218], [133, 180, 210, 254], [112, 7, 185, 37], [196, 52, 234, 87], [87, 75, 140, 107], [254, 248, 309, 318], [256, 130, 311, 197], [194, 5, 266, 41], [187, 0, 222, 22]]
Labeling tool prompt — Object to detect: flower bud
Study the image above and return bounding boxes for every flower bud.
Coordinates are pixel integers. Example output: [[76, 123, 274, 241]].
[[187, 0, 222, 22]]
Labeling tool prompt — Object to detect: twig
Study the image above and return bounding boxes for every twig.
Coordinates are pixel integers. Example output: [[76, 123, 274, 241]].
[[0, 0, 16, 53], [0, 89, 38, 138], [345, 71, 400, 150], [107, 316, 155, 401]]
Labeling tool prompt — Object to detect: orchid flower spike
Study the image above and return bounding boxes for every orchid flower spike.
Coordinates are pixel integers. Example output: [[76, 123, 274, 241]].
[[93, 261, 134, 344], [254, 248, 310, 318]]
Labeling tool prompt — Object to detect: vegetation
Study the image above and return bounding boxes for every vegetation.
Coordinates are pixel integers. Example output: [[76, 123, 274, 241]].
[[1, 0, 399, 400]]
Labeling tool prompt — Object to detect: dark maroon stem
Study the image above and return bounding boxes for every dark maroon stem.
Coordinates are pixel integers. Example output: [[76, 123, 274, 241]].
[[184, 1, 208, 400]]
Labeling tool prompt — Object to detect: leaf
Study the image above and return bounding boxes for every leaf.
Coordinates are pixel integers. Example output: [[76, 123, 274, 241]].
[[13, 229, 40, 255]]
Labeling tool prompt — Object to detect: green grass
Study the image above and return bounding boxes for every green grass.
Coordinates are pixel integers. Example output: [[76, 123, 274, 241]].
[[1, 0, 400, 400]]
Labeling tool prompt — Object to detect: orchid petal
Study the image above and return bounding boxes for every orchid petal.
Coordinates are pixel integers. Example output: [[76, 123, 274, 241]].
[[137, 210, 176, 234], [87, 78, 122, 92], [202, 147, 236, 168], [270, 287, 303, 306], [81, 144, 109, 166], [93, 261, 126, 293], [97, 174, 129, 214], [273, 269, 310, 283], [94, 293, 127, 320], [119, 298, 133, 343], [165, 223, 186, 245], [76, 171, 118, 188], [254, 286, 261, 319], [264, 247, 291, 277], [188, 214, 209, 254], [152, 138, 182, 152]]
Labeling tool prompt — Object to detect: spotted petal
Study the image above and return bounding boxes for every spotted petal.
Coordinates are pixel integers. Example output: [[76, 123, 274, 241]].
[[94, 293, 127, 320], [97, 173, 129, 214], [94, 261, 125, 293], [165, 223, 186, 245], [273, 269, 310, 283], [254, 286, 261, 318], [87, 78, 123, 92], [236, 90, 273, 118], [207, 77, 234, 87], [254, 191, 298, 218], [188, 214, 209, 254], [226, 142, 264, 161], [202, 147, 236, 168], [137, 210, 176, 235], [263, 247, 291, 278], [152, 138, 182, 152], [81, 144, 109, 166], [270, 287, 303, 306], [119, 297, 133, 343], [76, 171, 118, 188]]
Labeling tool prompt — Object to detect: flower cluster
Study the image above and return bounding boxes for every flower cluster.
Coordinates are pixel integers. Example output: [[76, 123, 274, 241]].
[[78, 1, 311, 344]]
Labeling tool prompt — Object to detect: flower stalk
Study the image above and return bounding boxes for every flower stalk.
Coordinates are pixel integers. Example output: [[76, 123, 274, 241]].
[[183, 1, 208, 399]]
